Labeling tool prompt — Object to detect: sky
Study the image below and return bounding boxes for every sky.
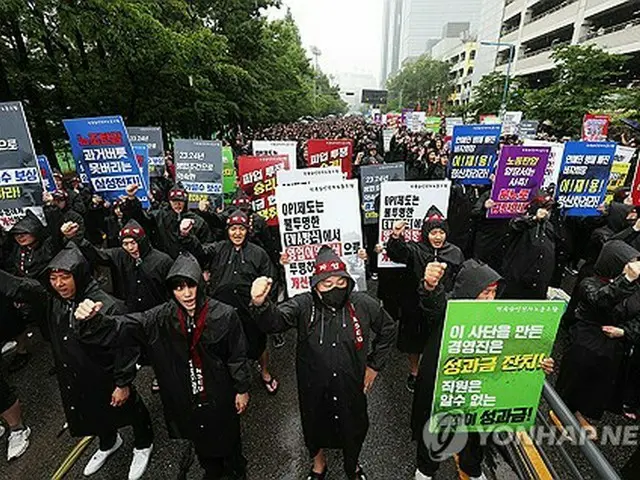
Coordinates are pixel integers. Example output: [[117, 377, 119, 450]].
[[267, 0, 383, 87]]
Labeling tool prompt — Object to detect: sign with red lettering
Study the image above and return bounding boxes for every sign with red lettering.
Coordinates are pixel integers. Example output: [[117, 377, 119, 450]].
[[238, 155, 289, 226], [306, 139, 353, 178]]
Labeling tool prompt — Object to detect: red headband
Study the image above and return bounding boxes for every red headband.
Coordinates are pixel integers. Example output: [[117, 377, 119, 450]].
[[227, 215, 248, 227], [315, 260, 346, 275], [169, 190, 187, 201], [119, 226, 145, 240]]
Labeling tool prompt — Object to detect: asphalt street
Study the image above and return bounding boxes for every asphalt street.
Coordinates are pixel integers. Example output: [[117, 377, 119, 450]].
[[0, 278, 638, 479]]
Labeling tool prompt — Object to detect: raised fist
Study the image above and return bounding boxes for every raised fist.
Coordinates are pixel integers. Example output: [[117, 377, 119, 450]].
[[75, 299, 104, 321], [198, 199, 210, 213], [251, 277, 273, 307], [61, 222, 80, 239], [179, 218, 195, 237], [391, 220, 407, 238], [424, 262, 447, 290], [125, 184, 139, 197]]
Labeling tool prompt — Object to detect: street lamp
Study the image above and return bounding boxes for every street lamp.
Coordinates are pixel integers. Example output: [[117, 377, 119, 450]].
[[480, 41, 516, 118], [310, 46, 322, 110]]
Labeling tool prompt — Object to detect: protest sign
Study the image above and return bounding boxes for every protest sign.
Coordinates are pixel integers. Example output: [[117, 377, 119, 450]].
[[37, 155, 57, 193], [252, 140, 297, 169], [401, 109, 413, 127], [0, 102, 44, 230], [222, 146, 237, 204], [614, 145, 636, 164], [518, 120, 539, 140], [127, 126, 164, 177], [64, 115, 150, 208], [502, 111, 523, 136], [277, 166, 342, 187], [174, 139, 223, 208], [378, 180, 451, 268], [488, 146, 550, 219], [425, 116, 441, 134], [582, 114, 610, 141], [523, 139, 564, 190], [382, 129, 395, 153], [238, 155, 289, 226], [450, 124, 502, 185], [480, 114, 500, 125], [276, 179, 366, 297], [409, 111, 427, 133], [306, 139, 353, 178], [429, 300, 563, 433], [445, 117, 464, 136], [360, 163, 405, 225], [132, 145, 150, 193], [605, 162, 631, 204], [555, 141, 616, 216]]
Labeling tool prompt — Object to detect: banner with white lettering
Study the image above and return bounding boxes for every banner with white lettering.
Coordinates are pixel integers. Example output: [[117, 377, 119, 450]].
[[378, 180, 451, 268], [127, 126, 165, 177], [277, 166, 342, 187], [277, 180, 366, 297], [252, 140, 298, 169], [360, 163, 405, 225], [174, 139, 223, 208], [0, 101, 45, 230]]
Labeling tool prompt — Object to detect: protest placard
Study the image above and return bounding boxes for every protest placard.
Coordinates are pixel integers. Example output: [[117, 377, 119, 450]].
[[0, 101, 44, 230], [276, 179, 366, 297], [445, 117, 463, 136], [222, 146, 237, 204], [64, 115, 150, 208], [523, 139, 564, 190], [409, 111, 427, 133], [401, 109, 413, 127], [425, 116, 441, 134], [480, 114, 500, 125], [605, 162, 631, 204], [174, 139, 223, 208], [378, 180, 451, 268], [450, 124, 502, 185], [132, 145, 150, 194], [488, 146, 550, 219], [277, 166, 342, 187], [360, 163, 405, 225], [382, 129, 395, 153], [502, 111, 523, 136], [127, 126, 165, 177], [238, 155, 289, 226], [582, 114, 610, 141], [429, 300, 563, 432], [306, 139, 353, 178], [555, 141, 616, 216], [518, 120, 539, 140], [37, 155, 57, 193], [252, 140, 297, 169]]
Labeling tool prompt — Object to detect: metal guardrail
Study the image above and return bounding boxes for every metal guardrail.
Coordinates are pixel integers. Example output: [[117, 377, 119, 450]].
[[526, 0, 578, 25], [541, 381, 622, 480], [579, 19, 640, 42]]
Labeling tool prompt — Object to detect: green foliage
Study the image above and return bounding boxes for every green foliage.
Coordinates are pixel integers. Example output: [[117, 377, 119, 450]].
[[386, 55, 451, 110], [0, 0, 344, 166], [467, 72, 529, 119]]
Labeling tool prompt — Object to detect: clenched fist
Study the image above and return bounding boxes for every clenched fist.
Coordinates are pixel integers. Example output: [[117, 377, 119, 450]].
[[198, 199, 210, 213], [61, 222, 80, 239], [251, 277, 273, 307], [391, 220, 407, 239], [125, 184, 139, 197], [423, 262, 447, 290], [75, 299, 104, 321], [180, 218, 195, 237]]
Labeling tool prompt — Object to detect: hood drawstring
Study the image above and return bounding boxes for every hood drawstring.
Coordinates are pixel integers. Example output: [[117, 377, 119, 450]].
[[319, 309, 325, 345], [67, 301, 76, 329]]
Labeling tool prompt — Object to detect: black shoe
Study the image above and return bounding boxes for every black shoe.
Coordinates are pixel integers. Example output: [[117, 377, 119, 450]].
[[406, 374, 417, 393], [355, 464, 368, 480], [306, 467, 327, 480], [272, 334, 286, 349], [8, 352, 30, 373]]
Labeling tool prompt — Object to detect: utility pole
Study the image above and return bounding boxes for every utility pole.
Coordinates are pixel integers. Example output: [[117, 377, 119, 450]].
[[310, 46, 322, 111], [480, 41, 516, 119]]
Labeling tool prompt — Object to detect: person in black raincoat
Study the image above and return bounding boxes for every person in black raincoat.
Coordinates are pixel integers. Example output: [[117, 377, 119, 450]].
[[0, 210, 65, 370], [556, 240, 640, 430], [0, 243, 154, 478], [43, 190, 86, 241], [469, 188, 510, 274], [411, 259, 555, 480], [385, 206, 464, 392], [447, 185, 482, 259], [141, 186, 212, 259], [249, 246, 396, 480], [501, 194, 557, 300], [73, 252, 252, 480], [179, 210, 280, 394]]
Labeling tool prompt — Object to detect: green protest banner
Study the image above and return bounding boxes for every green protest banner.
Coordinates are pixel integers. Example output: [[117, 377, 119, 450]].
[[429, 300, 563, 433], [425, 116, 441, 134], [222, 146, 237, 204]]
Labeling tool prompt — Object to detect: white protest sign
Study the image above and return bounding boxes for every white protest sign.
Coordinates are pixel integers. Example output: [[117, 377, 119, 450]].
[[523, 139, 564, 190], [252, 140, 298, 170]]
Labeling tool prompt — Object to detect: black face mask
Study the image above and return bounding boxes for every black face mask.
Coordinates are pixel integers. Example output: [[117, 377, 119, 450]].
[[321, 286, 348, 309]]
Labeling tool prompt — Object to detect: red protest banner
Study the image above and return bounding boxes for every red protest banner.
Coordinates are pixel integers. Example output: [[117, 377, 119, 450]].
[[306, 139, 353, 178], [238, 155, 289, 226], [582, 113, 610, 141]]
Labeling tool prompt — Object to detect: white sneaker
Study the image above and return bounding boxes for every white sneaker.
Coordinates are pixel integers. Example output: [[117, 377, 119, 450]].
[[1, 341, 17, 355], [414, 469, 433, 480], [128, 444, 153, 480], [83, 433, 123, 476], [7, 427, 31, 461]]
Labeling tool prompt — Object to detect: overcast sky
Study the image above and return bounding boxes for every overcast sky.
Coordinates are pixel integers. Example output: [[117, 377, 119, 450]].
[[267, 0, 383, 84]]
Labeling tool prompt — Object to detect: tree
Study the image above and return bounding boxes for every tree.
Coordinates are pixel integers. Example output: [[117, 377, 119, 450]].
[[386, 55, 451, 111], [524, 45, 628, 136], [467, 72, 529, 118]]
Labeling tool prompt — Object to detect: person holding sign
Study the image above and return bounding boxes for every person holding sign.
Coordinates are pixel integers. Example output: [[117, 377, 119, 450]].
[[557, 240, 640, 436], [249, 246, 396, 480], [179, 211, 280, 395], [73, 252, 251, 480], [385, 207, 464, 393], [412, 259, 555, 480]]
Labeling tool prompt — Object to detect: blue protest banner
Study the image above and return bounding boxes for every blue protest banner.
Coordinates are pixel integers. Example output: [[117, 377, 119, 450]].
[[37, 155, 57, 193], [555, 141, 616, 216], [174, 139, 223, 208], [450, 124, 502, 185], [132, 145, 150, 194], [63, 116, 149, 208]]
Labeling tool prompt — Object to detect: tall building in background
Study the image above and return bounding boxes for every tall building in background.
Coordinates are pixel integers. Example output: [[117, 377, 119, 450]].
[[471, 0, 505, 87], [380, 0, 404, 87]]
